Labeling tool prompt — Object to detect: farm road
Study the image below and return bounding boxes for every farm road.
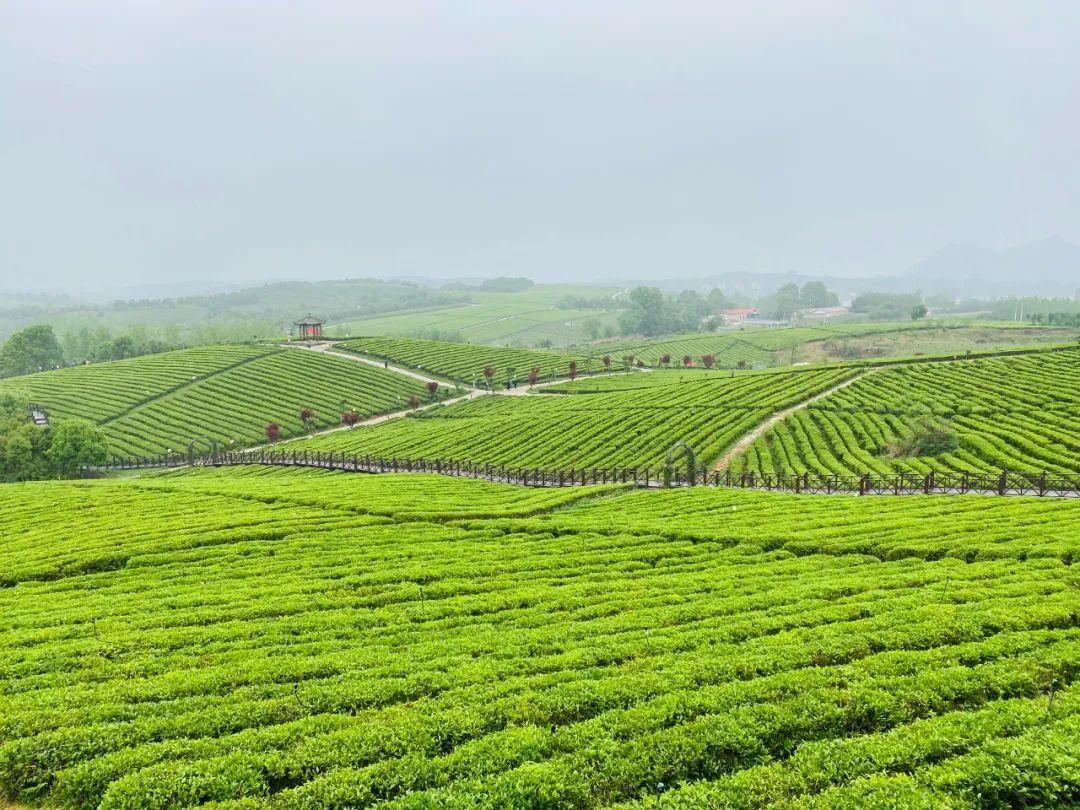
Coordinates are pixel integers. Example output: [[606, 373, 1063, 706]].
[[711, 368, 878, 472]]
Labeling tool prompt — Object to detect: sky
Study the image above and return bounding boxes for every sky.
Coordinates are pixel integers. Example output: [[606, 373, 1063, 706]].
[[2, 1, 1079, 293]]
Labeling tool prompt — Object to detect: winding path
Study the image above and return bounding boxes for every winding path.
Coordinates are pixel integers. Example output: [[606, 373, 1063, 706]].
[[711, 368, 877, 472]]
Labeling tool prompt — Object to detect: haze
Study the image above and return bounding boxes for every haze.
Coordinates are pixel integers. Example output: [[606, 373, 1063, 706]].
[[3, 1, 1079, 293]]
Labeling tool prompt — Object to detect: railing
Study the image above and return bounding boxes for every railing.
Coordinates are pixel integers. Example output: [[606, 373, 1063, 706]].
[[93, 450, 1080, 497]]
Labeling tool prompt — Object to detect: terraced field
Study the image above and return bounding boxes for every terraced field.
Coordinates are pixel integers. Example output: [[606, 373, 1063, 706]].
[[1, 468, 1077, 808], [339, 336, 588, 385], [295, 367, 855, 469], [730, 347, 1080, 477], [0, 345, 428, 457]]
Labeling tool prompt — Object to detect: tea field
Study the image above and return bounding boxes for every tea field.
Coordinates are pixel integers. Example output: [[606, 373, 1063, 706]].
[[1, 467, 1077, 808], [338, 337, 588, 385], [0, 345, 429, 457], [293, 367, 855, 469], [729, 347, 1080, 477]]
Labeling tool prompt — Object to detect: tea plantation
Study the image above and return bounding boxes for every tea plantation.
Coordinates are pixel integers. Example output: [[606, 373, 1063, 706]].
[[0, 345, 429, 457], [294, 367, 855, 469], [1, 467, 1077, 808], [729, 347, 1080, 477]]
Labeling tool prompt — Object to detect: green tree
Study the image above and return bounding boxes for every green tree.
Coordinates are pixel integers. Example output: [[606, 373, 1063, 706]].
[[618, 286, 676, 336], [762, 283, 801, 320], [46, 419, 108, 477], [799, 281, 840, 308], [910, 304, 929, 320], [0, 325, 64, 377]]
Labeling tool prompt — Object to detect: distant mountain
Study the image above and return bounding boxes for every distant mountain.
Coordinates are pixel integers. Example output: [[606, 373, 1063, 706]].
[[907, 237, 1080, 288]]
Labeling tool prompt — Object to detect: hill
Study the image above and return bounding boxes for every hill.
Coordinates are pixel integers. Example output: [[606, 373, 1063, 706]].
[[292, 344, 1080, 477], [729, 346, 1080, 477], [338, 336, 588, 385], [0, 468, 1076, 807], [331, 284, 623, 346], [907, 237, 1080, 295], [0, 344, 429, 457]]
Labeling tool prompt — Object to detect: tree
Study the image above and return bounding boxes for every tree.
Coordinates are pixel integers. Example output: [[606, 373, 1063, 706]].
[[601, 355, 611, 370], [910, 304, 928, 321], [426, 381, 439, 399], [528, 366, 540, 386], [341, 410, 360, 426], [46, 419, 108, 477], [799, 282, 839, 309], [660, 354, 671, 367], [682, 355, 692, 368], [265, 423, 281, 442], [407, 394, 421, 409], [762, 283, 802, 321], [0, 325, 63, 377], [618, 286, 682, 337], [701, 354, 715, 368], [568, 361, 577, 381], [483, 366, 495, 380]]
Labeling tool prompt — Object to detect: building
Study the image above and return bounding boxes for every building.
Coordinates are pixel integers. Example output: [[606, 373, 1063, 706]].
[[294, 315, 325, 339], [722, 306, 761, 324]]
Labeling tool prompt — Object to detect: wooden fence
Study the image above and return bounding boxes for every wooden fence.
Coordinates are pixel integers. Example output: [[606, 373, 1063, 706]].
[[96, 450, 1080, 497]]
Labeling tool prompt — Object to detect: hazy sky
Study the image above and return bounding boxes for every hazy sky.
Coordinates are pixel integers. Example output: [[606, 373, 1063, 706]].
[[2, 1, 1079, 292]]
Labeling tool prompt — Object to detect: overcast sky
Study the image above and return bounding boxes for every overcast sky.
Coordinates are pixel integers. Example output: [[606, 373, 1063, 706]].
[[2, 1, 1079, 293]]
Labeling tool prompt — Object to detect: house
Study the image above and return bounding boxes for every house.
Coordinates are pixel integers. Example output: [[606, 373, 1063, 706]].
[[723, 307, 761, 324]]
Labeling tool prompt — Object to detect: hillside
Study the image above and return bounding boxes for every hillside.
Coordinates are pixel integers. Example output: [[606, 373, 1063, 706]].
[[293, 367, 857, 469], [0, 344, 429, 457], [330, 284, 623, 346], [338, 336, 588, 385], [0, 468, 1076, 807], [0, 279, 459, 343], [730, 347, 1080, 477], [906, 237, 1080, 295], [288, 344, 1079, 476]]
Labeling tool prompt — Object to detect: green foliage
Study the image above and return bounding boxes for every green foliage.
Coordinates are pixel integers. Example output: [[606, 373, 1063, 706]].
[[911, 304, 929, 321], [799, 281, 840, 309], [851, 292, 924, 321], [0, 470, 1077, 807], [887, 417, 959, 458], [46, 419, 109, 476], [0, 324, 64, 377]]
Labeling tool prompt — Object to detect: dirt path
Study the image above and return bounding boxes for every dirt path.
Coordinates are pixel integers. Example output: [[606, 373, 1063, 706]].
[[711, 369, 876, 472]]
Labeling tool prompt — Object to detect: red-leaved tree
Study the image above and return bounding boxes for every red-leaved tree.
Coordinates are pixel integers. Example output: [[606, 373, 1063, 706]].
[[568, 361, 577, 381], [341, 410, 360, 426], [660, 354, 671, 366], [265, 422, 281, 442], [408, 394, 421, 409], [602, 355, 611, 369], [299, 407, 314, 423], [528, 366, 540, 386], [426, 380, 439, 398], [701, 355, 715, 368], [483, 366, 495, 379], [683, 355, 693, 368]]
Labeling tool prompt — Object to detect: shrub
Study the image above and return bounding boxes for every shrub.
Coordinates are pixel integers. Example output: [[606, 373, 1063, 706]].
[[886, 417, 959, 458]]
